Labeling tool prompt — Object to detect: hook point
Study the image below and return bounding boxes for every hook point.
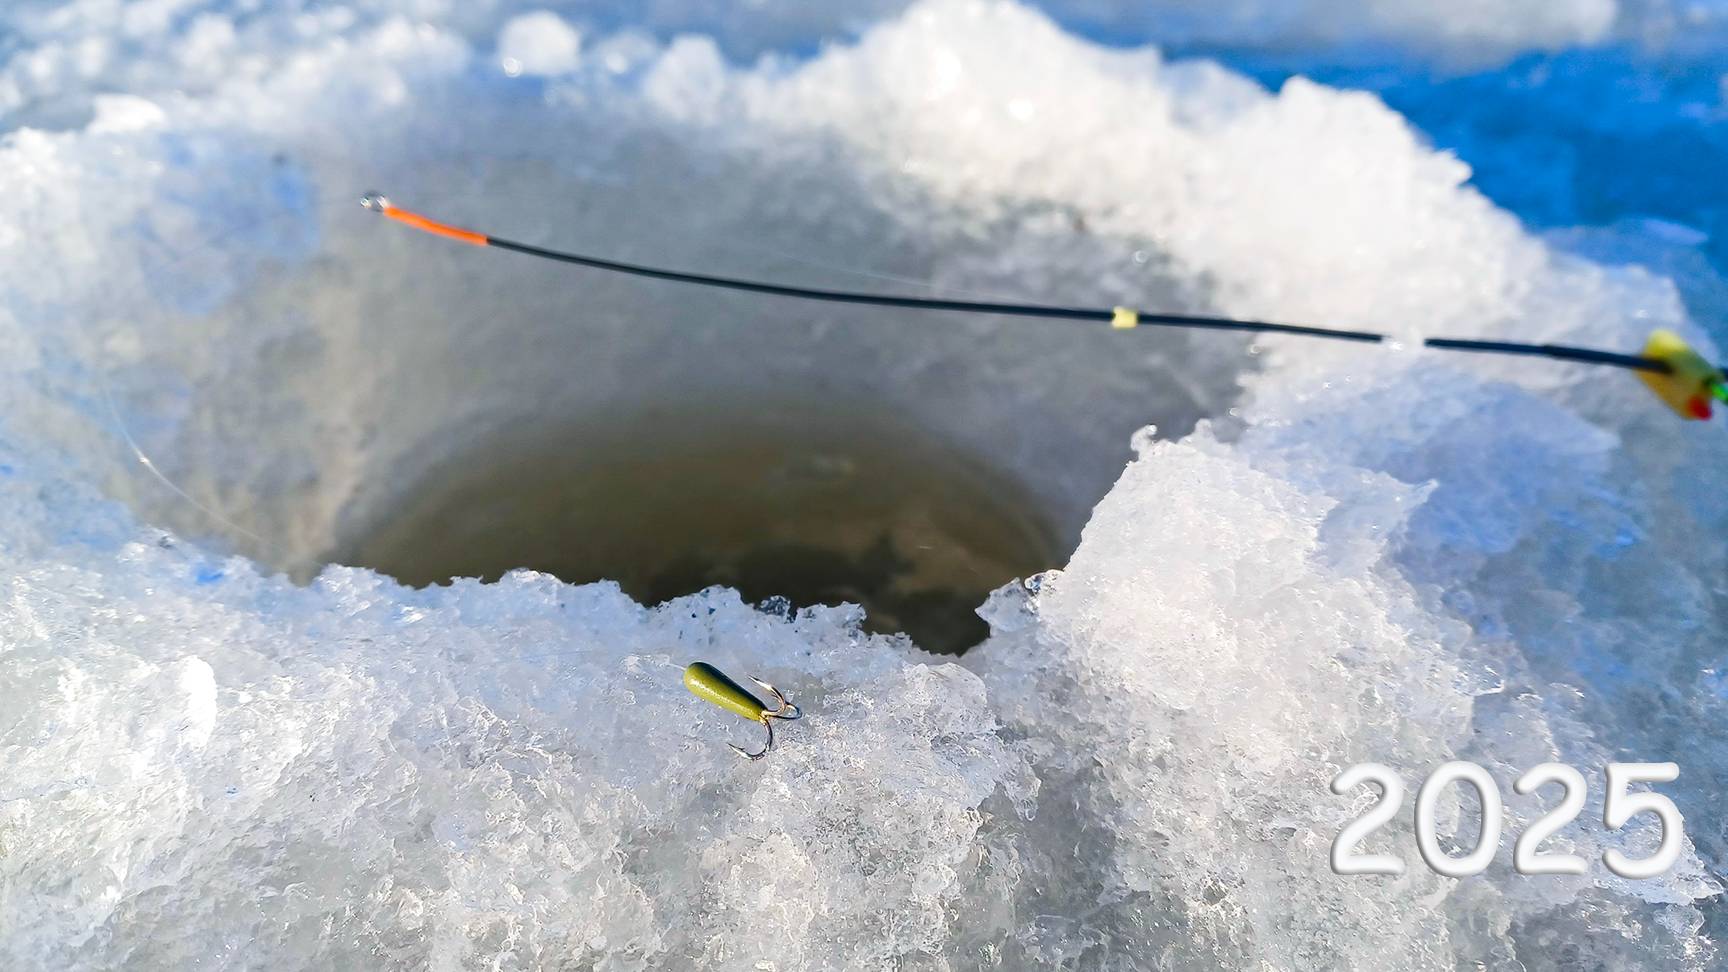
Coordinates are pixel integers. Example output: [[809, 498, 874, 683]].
[[730, 717, 774, 760], [749, 675, 801, 720]]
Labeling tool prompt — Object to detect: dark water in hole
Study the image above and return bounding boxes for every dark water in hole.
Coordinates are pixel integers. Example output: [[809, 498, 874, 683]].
[[342, 403, 1060, 654]]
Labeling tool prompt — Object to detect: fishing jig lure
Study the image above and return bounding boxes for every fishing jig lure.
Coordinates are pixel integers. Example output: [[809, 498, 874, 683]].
[[682, 661, 802, 760]]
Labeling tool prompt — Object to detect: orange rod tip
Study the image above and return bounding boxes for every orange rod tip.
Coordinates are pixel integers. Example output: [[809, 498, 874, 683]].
[[363, 195, 490, 247]]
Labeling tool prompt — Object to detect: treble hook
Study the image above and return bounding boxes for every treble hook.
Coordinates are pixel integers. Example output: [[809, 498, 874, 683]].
[[682, 661, 802, 760]]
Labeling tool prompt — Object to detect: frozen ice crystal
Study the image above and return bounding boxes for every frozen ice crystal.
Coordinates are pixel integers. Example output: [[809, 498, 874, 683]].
[[0, 1, 1725, 969]]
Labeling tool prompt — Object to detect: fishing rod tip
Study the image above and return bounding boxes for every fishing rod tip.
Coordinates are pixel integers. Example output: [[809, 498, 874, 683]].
[[359, 191, 391, 213]]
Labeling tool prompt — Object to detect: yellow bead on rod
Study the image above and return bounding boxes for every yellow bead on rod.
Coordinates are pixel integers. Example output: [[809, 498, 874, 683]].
[[1636, 329, 1725, 420]]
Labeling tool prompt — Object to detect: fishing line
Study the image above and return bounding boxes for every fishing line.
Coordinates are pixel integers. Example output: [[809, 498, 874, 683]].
[[64, 205, 326, 574], [362, 192, 1728, 420]]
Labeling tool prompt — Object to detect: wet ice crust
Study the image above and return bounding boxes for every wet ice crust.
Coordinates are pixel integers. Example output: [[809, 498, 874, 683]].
[[2, 1, 1727, 968]]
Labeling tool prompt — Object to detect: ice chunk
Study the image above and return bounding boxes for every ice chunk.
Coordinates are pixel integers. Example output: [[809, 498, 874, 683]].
[[0, 0, 1724, 969]]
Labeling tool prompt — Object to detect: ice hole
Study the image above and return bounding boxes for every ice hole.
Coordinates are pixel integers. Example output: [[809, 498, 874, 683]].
[[85, 99, 1250, 654]]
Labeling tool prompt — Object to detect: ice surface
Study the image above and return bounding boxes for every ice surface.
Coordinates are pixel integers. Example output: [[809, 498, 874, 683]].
[[2, 0, 1728, 969]]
